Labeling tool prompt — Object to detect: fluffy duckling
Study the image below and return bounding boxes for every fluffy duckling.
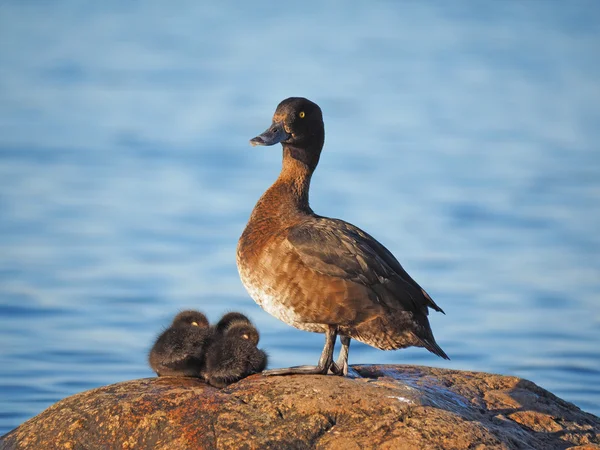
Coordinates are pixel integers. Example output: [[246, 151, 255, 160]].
[[213, 311, 252, 334], [149, 310, 211, 377], [203, 313, 267, 388]]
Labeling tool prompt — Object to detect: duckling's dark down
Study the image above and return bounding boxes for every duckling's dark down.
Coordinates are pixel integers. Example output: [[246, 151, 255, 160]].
[[203, 313, 267, 388], [148, 310, 211, 377], [237, 97, 449, 376], [213, 311, 252, 334]]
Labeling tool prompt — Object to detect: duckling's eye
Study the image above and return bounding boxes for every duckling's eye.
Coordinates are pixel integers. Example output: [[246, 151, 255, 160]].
[[191, 321, 198, 326], [299, 111, 305, 119], [242, 334, 249, 340]]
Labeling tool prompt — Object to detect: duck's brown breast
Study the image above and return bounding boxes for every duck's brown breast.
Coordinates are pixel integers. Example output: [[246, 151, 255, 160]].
[[237, 214, 312, 330], [237, 218, 388, 333]]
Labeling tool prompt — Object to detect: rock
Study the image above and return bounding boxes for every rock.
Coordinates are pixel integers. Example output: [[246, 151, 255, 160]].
[[1, 365, 599, 450]]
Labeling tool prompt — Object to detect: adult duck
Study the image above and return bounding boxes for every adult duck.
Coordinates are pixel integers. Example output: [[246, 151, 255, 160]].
[[237, 97, 448, 376]]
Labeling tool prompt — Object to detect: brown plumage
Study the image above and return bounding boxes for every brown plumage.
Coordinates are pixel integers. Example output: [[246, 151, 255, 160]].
[[237, 97, 448, 376]]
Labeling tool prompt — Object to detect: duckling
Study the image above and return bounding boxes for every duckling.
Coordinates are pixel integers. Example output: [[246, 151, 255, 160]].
[[237, 97, 448, 376], [213, 311, 252, 334], [148, 310, 211, 377], [203, 313, 267, 388]]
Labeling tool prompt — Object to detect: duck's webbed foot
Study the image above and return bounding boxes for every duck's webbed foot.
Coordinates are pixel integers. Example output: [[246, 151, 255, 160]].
[[263, 364, 332, 376], [262, 326, 337, 377]]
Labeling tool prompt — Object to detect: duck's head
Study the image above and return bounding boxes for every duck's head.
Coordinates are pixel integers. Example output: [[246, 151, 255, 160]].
[[250, 97, 325, 171], [226, 322, 260, 346], [215, 312, 251, 334], [172, 310, 209, 328]]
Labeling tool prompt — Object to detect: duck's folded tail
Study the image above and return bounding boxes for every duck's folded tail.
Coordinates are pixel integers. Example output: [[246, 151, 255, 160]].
[[420, 337, 450, 360]]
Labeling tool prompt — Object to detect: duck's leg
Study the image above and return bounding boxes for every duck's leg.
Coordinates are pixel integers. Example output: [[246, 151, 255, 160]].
[[263, 326, 337, 376], [330, 336, 351, 376]]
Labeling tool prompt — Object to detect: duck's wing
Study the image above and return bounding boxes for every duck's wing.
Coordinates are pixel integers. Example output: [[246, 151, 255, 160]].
[[286, 217, 444, 315]]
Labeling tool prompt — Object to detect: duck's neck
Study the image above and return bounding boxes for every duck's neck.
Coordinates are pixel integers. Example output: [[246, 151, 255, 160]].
[[251, 146, 315, 219], [276, 150, 314, 211]]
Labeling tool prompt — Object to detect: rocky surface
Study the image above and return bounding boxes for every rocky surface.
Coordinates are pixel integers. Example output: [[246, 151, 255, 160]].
[[1, 365, 599, 450]]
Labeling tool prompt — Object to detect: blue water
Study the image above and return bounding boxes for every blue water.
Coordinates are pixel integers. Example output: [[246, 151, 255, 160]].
[[1, 1, 599, 434]]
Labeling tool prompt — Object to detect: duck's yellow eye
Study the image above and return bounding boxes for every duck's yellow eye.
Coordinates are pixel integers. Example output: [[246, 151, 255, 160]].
[[299, 111, 305, 119], [191, 322, 198, 326]]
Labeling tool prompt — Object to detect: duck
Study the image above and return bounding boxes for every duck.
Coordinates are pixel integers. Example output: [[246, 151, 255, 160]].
[[203, 313, 268, 388], [213, 311, 253, 334], [236, 97, 449, 376], [148, 310, 211, 377]]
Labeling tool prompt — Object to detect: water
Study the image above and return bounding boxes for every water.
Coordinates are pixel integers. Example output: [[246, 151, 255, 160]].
[[1, 1, 599, 434]]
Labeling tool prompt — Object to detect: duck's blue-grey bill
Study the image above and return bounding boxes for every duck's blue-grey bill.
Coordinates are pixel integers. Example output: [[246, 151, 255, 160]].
[[250, 122, 290, 146]]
